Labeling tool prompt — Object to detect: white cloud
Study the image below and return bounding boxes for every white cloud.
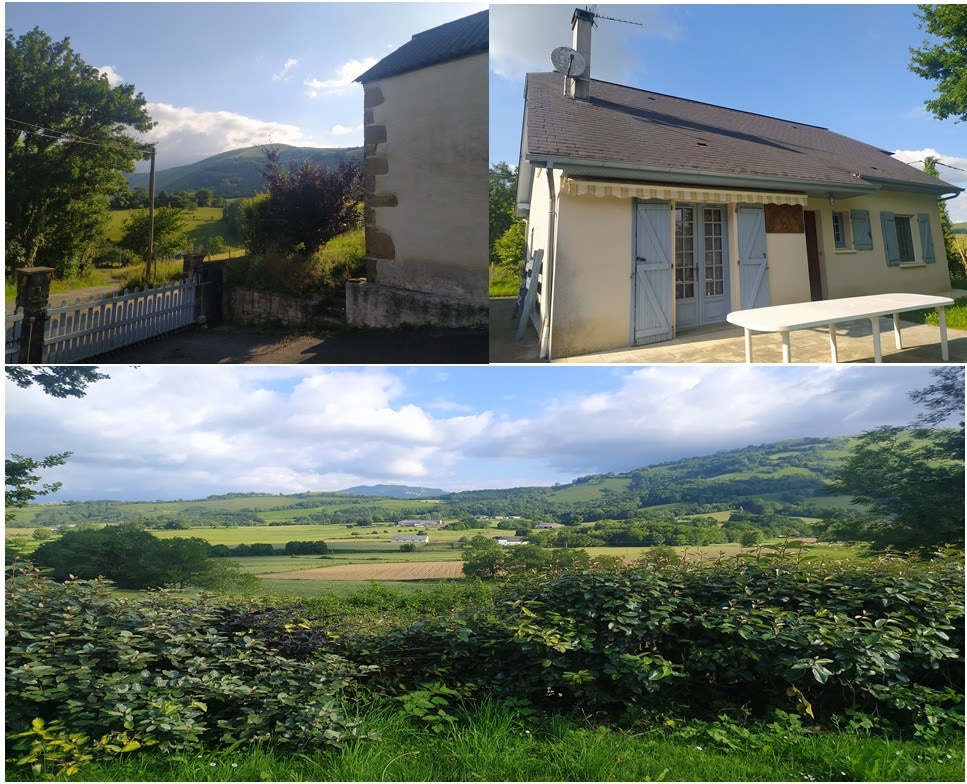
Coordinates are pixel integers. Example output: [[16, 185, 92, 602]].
[[489, 4, 680, 83], [473, 366, 936, 476], [330, 123, 360, 136], [97, 65, 123, 86], [138, 102, 318, 167], [272, 57, 298, 82], [304, 57, 378, 97], [892, 149, 967, 222], [4, 366, 945, 502], [4, 367, 492, 501]]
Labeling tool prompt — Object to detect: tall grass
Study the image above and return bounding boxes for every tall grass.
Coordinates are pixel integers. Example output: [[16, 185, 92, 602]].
[[53, 700, 965, 782], [489, 262, 520, 297], [227, 226, 365, 297]]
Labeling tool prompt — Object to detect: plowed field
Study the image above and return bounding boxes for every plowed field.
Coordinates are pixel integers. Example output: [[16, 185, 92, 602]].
[[261, 561, 465, 581]]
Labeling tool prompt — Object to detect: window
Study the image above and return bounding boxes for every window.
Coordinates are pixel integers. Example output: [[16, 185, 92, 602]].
[[894, 216, 916, 263], [703, 207, 725, 296], [675, 206, 695, 300], [831, 212, 848, 249], [880, 211, 936, 266]]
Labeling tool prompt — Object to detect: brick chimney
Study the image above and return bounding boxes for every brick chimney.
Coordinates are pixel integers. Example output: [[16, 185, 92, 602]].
[[568, 7, 594, 101]]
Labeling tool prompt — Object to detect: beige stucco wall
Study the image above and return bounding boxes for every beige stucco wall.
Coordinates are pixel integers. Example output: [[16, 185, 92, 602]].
[[547, 192, 634, 357], [365, 52, 488, 305], [806, 192, 951, 298], [765, 231, 811, 305]]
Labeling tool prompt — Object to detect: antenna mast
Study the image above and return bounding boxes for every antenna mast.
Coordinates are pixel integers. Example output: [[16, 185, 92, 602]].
[[584, 5, 642, 28]]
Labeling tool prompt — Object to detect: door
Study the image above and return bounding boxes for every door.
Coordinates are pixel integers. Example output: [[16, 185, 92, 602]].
[[804, 211, 823, 301], [675, 205, 730, 328], [737, 205, 770, 310], [633, 202, 673, 345]]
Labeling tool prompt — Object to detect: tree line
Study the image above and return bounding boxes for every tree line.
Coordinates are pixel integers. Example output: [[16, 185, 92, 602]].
[[13, 522, 330, 589]]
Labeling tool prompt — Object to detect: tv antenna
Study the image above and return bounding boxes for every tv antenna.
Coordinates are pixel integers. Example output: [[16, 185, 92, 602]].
[[583, 5, 642, 29]]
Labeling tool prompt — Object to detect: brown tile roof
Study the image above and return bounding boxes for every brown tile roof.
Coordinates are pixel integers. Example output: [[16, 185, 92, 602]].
[[357, 10, 488, 83], [522, 72, 958, 194]]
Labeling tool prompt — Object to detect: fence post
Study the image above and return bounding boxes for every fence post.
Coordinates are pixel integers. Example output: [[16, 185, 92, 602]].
[[15, 267, 54, 363]]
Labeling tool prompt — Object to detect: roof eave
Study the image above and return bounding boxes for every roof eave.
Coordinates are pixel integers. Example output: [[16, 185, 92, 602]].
[[860, 174, 962, 198], [524, 155, 878, 200]]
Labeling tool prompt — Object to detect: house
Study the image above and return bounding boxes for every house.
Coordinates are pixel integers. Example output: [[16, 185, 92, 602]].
[[346, 9, 489, 329], [533, 522, 564, 530], [392, 534, 430, 544], [495, 535, 529, 546], [515, 9, 963, 360]]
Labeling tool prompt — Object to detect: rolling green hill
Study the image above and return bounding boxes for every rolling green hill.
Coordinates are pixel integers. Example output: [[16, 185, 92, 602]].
[[9, 436, 861, 530], [125, 144, 363, 198]]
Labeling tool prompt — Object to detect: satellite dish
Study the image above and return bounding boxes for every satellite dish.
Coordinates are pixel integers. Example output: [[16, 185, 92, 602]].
[[550, 46, 586, 77]]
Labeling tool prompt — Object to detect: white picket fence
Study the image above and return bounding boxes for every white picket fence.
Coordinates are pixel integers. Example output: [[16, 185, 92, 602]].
[[42, 277, 199, 363], [5, 307, 25, 363]]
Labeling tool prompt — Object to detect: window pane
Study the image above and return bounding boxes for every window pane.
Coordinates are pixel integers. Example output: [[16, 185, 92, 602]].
[[895, 217, 915, 262]]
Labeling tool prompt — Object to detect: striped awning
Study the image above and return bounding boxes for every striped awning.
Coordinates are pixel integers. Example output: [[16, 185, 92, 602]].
[[562, 178, 809, 206]]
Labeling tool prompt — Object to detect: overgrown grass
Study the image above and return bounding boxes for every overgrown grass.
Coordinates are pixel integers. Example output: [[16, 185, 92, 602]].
[[489, 262, 520, 297], [227, 226, 365, 297], [901, 273, 967, 329], [903, 294, 967, 330], [46, 701, 965, 782]]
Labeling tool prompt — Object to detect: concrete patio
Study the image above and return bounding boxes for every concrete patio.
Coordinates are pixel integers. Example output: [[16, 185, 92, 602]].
[[489, 296, 967, 364]]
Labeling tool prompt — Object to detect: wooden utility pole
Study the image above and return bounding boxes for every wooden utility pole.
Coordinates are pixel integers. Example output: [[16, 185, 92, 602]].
[[146, 145, 156, 282]]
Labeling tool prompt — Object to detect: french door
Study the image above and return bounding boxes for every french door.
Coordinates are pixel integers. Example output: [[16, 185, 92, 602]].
[[674, 205, 730, 328]]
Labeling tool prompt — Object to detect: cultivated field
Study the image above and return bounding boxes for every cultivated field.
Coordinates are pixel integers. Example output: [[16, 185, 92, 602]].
[[260, 561, 465, 581]]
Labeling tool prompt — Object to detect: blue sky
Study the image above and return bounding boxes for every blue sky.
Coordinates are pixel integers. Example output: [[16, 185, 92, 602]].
[[4, 1, 487, 169], [4, 365, 950, 503], [5, 2, 964, 219], [489, 3, 967, 221]]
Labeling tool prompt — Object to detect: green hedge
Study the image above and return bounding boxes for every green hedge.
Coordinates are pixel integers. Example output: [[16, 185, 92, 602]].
[[5, 569, 373, 778], [337, 554, 964, 733]]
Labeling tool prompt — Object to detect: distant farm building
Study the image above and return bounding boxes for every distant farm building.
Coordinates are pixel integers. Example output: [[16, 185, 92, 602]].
[[391, 534, 430, 544], [397, 519, 445, 528]]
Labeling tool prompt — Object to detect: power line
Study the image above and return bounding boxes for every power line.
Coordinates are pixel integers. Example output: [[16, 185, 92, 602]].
[[6, 116, 152, 153], [907, 158, 967, 174]]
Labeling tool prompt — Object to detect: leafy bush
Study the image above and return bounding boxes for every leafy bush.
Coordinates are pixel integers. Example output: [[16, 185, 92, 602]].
[[336, 555, 964, 735], [5, 569, 374, 778]]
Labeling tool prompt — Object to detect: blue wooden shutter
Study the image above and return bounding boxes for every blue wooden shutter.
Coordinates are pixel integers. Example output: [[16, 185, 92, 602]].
[[850, 209, 873, 249], [916, 213, 936, 263], [880, 211, 901, 266], [633, 202, 673, 345]]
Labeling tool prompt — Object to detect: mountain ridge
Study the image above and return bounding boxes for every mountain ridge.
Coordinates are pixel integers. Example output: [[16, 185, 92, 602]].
[[126, 144, 363, 198]]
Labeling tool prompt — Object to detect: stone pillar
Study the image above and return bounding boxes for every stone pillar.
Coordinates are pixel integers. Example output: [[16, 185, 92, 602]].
[[15, 267, 54, 364], [181, 255, 223, 323]]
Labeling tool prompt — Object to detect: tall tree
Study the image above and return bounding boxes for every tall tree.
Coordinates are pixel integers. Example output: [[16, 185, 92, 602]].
[[5, 366, 109, 397], [923, 156, 959, 275], [5, 452, 71, 522], [821, 367, 965, 552], [118, 206, 188, 262], [489, 162, 517, 263], [5, 367, 109, 521], [908, 4, 967, 123], [5, 27, 154, 276], [30, 523, 213, 589]]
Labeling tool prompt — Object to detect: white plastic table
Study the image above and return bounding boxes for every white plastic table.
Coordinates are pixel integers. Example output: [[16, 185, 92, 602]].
[[726, 293, 954, 364]]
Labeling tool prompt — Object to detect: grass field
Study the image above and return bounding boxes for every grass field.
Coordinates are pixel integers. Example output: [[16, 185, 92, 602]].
[[41, 701, 965, 783], [549, 477, 633, 501]]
